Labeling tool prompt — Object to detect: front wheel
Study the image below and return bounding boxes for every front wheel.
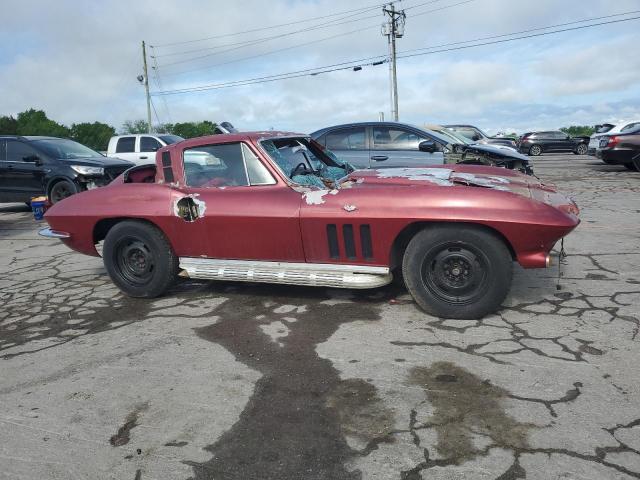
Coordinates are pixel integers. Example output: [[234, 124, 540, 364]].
[[575, 144, 588, 155], [49, 180, 77, 204], [103, 220, 179, 298], [402, 226, 513, 319], [625, 162, 639, 172], [528, 145, 542, 156]]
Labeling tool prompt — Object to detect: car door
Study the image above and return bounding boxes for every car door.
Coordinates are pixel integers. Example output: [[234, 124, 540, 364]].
[[138, 136, 162, 164], [323, 126, 370, 169], [173, 140, 306, 261], [556, 132, 575, 152], [2, 140, 47, 201], [113, 136, 138, 163], [370, 125, 444, 167]]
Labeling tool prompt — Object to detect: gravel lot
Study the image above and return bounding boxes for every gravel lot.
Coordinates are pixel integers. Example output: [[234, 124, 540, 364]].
[[1, 154, 639, 480]]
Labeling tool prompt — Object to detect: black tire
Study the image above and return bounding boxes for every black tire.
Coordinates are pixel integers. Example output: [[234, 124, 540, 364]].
[[624, 163, 637, 171], [103, 220, 178, 298], [575, 144, 588, 155], [49, 180, 77, 204], [632, 156, 640, 172], [528, 145, 542, 156], [402, 225, 513, 319]]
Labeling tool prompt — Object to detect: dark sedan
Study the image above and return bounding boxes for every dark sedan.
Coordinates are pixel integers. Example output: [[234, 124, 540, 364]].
[[310, 122, 532, 174], [518, 131, 589, 156], [596, 125, 640, 171], [0, 136, 134, 204]]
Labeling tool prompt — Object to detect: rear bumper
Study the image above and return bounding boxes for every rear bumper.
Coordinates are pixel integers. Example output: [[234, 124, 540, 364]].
[[38, 228, 70, 239], [597, 149, 633, 164]]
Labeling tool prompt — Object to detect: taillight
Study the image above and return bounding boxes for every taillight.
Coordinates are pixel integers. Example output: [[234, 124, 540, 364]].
[[608, 136, 620, 147]]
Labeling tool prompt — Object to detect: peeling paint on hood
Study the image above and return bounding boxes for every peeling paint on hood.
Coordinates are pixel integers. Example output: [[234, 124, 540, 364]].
[[376, 168, 454, 186], [451, 172, 511, 191], [303, 189, 339, 205]]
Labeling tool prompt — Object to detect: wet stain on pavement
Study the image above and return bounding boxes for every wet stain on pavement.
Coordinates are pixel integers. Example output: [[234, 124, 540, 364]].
[[185, 283, 397, 480], [408, 362, 532, 463], [110, 402, 149, 447]]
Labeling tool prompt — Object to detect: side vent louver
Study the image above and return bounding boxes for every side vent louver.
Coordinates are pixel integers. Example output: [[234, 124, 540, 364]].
[[360, 225, 373, 259], [343, 225, 356, 259], [326, 224, 374, 261], [162, 151, 174, 183], [327, 224, 340, 259]]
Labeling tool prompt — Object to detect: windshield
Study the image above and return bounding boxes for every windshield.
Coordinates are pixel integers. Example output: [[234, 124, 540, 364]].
[[32, 138, 103, 159], [595, 124, 615, 134], [260, 137, 353, 188], [158, 135, 184, 144]]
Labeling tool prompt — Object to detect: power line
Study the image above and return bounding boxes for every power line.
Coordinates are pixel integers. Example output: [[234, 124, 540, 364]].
[[396, 14, 640, 60], [150, 97, 162, 126], [150, 47, 173, 124], [153, 0, 447, 59], [156, 0, 473, 77], [159, 24, 376, 76], [151, 12, 640, 96], [398, 9, 640, 56], [151, 1, 389, 48], [153, 8, 383, 59]]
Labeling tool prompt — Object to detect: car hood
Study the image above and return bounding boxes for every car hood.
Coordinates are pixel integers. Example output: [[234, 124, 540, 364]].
[[341, 165, 578, 215], [464, 144, 528, 160], [57, 157, 134, 168]]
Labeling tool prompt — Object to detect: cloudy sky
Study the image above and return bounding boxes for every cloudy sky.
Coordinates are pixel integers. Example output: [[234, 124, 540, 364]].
[[1, 0, 639, 134]]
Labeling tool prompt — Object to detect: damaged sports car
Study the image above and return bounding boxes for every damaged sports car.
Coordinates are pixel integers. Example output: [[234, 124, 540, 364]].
[[40, 132, 579, 319]]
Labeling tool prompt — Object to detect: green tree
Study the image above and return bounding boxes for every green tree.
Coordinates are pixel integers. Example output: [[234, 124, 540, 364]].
[[0, 115, 18, 134], [70, 122, 116, 151], [560, 125, 595, 137], [15, 109, 69, 137], [169, 120, 218, 139], [121, 119, 150, 134]]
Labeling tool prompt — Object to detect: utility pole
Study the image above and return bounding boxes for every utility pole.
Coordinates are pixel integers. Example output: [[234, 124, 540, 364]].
[[382, 3, 405, 121], [141, 41, 152, 133]]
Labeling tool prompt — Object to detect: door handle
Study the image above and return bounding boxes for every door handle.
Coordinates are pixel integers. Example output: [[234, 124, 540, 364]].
[[371, 155, 388, 161], [139, 156, 148, 159]]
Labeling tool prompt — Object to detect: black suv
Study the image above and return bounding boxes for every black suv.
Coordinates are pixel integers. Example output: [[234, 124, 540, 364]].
[[518, 131, 589, 156], [0, 136, 133, 204]]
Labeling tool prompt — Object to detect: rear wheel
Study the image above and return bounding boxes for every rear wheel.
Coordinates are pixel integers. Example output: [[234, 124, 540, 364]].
[[103, 220, 178, 298], [49, 180, 77, 204], [528, 145, 542, 156], [402, 226, 513, 319], [575, 144, 588, 155]]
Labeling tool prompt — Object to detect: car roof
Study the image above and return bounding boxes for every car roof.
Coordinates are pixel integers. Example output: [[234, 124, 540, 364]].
[[309, 121, 454, 145], [0, 135, 62, 141], [171, 131, 306, 149], [311, 121, 439, 136]]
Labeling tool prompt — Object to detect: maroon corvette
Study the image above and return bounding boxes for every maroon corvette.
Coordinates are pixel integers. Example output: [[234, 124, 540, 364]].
[[40, 131, 579, 319]]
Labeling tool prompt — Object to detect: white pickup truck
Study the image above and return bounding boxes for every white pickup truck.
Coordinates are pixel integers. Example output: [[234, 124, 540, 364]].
[[106, 134, 184, 165]]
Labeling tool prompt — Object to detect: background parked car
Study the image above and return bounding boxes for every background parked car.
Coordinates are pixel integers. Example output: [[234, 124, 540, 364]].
[[311, 122, 532, 174], [0, 136, 133, 204], [107, 133, 184, 165], [588, 120, 640, 155], [518, 131, 589, 156], [310, 122, 445, 169], [443, 124, 517, 149], [596, 125, 640, 171]]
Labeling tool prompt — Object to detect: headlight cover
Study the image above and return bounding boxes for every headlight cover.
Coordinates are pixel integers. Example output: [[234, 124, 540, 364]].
[[71, 165, 104, 176]]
